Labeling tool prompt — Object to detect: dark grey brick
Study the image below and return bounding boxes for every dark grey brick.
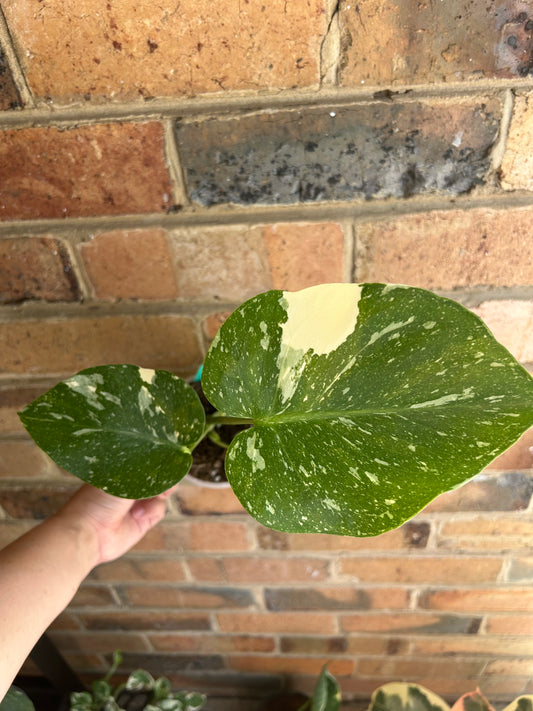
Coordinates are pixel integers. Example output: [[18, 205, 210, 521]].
[[176, 99, 500, 206], [265, 588, 371, 611]]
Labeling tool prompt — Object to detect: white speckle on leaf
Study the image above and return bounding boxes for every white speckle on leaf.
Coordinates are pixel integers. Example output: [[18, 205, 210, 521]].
[[138, 367, 156, 384], [66, 374, 105, 410], [423, 321, 436, 329], [374, 458, 390, 466], [365, 471, 379, 484], [410, 387, 474, 409], [246, 432, 266, 471], [368, 317, 415, 346]]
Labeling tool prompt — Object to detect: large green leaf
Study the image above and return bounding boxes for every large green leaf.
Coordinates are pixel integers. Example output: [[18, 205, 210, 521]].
[[202, 283, 533, 536], [369, 683, 450, 711], [20, 365, 205, 498]]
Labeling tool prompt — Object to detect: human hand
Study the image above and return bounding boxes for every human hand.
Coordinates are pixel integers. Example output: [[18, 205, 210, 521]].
[[54, 484, 176, 569]]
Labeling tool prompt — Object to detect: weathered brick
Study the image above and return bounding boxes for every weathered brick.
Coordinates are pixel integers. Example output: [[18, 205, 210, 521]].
[[346, 637, 408, 656], [0, 237, 80, 304], [168, 226, 270, 301], [202, 312, 232, 342], [0, 440, 63, 480], [120, 584, 254, 609], [507, 557, 533, 581], [501, 93, 533, 190], [419, 588, 533, 613], [338, 0, 533, 86], [341, 612, 481, 635], [357, 657, 485, 679], [221, 556, 330, 583], [50, 631, 151, 653], [176, 481, 245, 515], [149, 633, 275, 654], [80, 611, 211, 632], [484, 660, 533, 676], [424, 472, 533, 512], [283, 522, 430, 552], [70, 585, 117, 607], [487, 430, 533, 471], [0, 315, 202, 377], [0, 44, 21, 109], [410, 635, 533, 657], [355, 207, 533, 289], [228, 656, 354, 676], [90, 557, 187, 583], [186, 557, 226, 583], [81, 230, 177, 300], [133, 521, 250, 553], [0, 123, 172, 220], [117, 652, 224, 674], [0, 484, 78, 518], [471, 301, 533, 363], [217, 612, 337, 635], [339, 556, 502, 584], [440, 517, 533, 538], [0, 386, 51, 434], [264, 587, 408, 611], [176, 99, 500, 206], [262, 223, 345, 289], [281, 635, 349, 655], [3, 0, 326, 101], [485, 615, 533, 634]]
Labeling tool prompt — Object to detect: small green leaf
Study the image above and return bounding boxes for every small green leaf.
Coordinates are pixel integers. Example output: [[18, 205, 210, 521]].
[[0, 687, 36, 711], [69, 691, 94, 711], [126, 670, 155, 692], [203, 283, 533, 536], [19, 365, 205, 498], [308, 666, 341, 711], [91, 681, 112, 705], [153, 677, 172, 701]]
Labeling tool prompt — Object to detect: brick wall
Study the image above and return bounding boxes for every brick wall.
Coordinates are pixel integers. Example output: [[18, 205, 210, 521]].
[[1, 0, 533, 707]]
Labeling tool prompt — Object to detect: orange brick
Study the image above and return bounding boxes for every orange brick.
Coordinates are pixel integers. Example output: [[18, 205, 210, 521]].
[[188, 520, 251, 552], [91, 557, 187, 583], [228, 655, 354, 676], [0, 440, 62, 480], [341, 612, 481, 635], [507, 557, 533, 581], [486, 615, 533, 635], [286, 522, 430, 552], [70, 585, 117, 607], [149, 633, 275, 654], [120, 584, 254, 609], [3, 0, 326, 100], [355, 208, 533, 289], [0, 315, 202, 377], [217, 612, 337, 635], [440, 518, 533, 538], [202, 312, 232, 342], [222, 556, 330, 583], [81, 230, 177, 300], [0, 385, 51, 434], [338, 0, 531, 86], [346, 637, 407, 656], [176, 481, 245, 515], [50, 631, 150, 653], [168, 226, 270, 301], [0, 237, 80, 304], [470, 301, 533, 364], [419, 588, 533, 613], [501, 93, 533, 191], [423, 472, 533, 513], [281, 635, 349, 655], [339, 556, 502, 584], [487, 430, 533, 471], [186, 557, 226, 583], [262, 223, 345, 290], [0, 123, 172, 220]]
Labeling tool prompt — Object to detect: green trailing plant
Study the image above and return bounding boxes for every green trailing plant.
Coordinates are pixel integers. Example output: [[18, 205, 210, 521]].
[[0, 687, 35, 711], [299, 665, 341, 711], [20, 283, 533, 536], [368, 682, 533, 711], [69, 650, 206, 711]]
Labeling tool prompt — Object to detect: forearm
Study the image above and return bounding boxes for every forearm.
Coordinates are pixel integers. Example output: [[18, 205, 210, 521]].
[[0, 513, 98, 700]]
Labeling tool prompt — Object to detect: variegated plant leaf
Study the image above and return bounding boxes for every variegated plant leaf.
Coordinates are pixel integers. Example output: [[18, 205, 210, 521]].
[[202, 283, 533, 536], [20, 365, 205, 498]]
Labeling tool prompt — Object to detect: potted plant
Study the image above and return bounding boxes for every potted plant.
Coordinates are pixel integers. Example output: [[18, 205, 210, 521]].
[[19, 283, 533, 537], [68, 651, 205, 711]]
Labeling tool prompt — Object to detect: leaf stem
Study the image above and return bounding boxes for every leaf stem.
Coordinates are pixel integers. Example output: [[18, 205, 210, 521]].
[[206, 413, 254, 426]]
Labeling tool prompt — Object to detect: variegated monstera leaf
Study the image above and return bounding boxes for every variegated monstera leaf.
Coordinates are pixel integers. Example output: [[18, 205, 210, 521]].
[[201, 283, 533, 536], [21, 283, 533, 536]]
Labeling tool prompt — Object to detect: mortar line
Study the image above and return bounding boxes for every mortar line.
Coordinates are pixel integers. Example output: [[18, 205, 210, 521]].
[[0, 7, 34, 108], [0, 79, 532, 129], [163, 118, 190, 207], [2, 190, 533, 237], [490, 88, 514, 174]]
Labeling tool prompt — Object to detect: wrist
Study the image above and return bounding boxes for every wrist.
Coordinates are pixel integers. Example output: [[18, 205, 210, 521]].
[[49, 508, 101, 575]]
